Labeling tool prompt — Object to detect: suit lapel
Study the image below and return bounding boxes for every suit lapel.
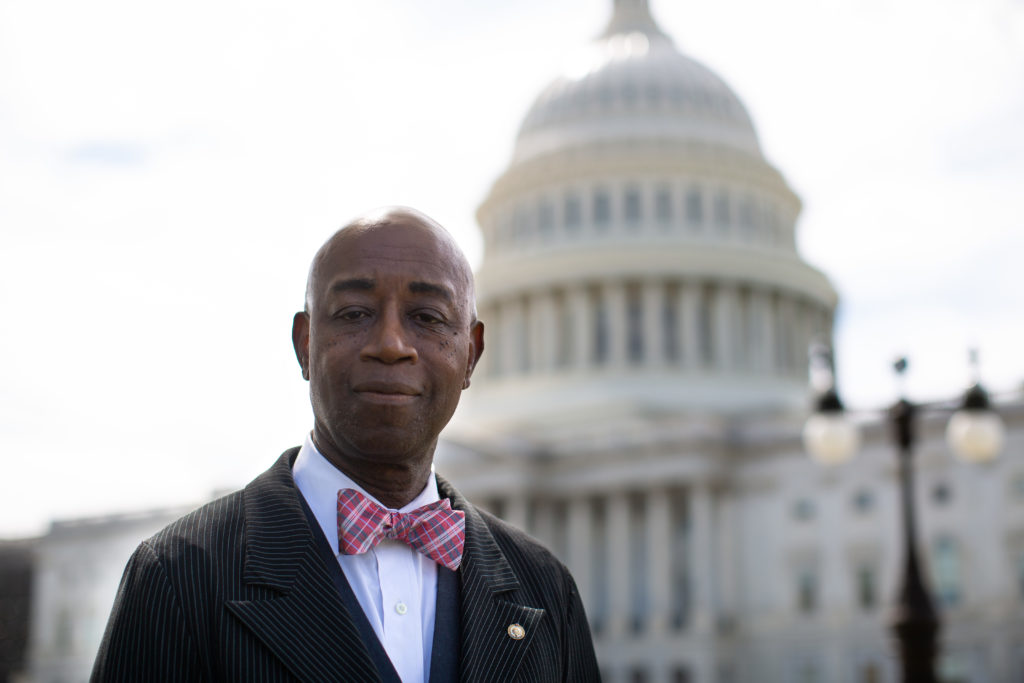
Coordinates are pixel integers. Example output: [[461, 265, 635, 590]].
[[438, 476, 546, 683], [225, 450, 383, 683]]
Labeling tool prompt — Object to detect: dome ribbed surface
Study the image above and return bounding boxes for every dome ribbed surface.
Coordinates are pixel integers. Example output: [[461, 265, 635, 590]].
[[513, 3, 761, 163]]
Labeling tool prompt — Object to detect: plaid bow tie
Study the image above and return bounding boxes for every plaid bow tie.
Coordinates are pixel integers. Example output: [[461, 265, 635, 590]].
[[336, 488, 466, 571]]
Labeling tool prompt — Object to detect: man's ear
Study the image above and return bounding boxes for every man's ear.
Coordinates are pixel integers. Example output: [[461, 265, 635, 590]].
[[463, 320, 485, 390], [291, 311, 311, 381]]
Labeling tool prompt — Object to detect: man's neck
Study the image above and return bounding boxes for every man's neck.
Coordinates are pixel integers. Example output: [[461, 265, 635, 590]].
[[311, 432, 434, 509]]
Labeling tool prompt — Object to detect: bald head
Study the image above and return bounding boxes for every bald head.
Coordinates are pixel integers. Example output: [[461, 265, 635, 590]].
[[305, 207, 476, 321], [291, 207, 485, 500]]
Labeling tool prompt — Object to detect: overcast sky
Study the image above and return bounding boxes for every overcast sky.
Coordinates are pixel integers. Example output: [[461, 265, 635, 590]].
[[2, 0, 1022, 537]]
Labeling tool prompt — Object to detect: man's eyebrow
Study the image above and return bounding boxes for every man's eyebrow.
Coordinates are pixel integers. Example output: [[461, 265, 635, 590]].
[[409, 281, 453, 302], [329, 278, 375, 293]]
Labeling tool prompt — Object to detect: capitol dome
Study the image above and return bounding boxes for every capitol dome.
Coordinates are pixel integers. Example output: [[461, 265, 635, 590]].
[[455, 0, 838, 433], [514, 3, 761, 164]]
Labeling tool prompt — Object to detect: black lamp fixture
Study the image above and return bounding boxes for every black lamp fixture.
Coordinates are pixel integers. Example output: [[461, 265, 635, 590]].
[[802, 349, 1005, 682]]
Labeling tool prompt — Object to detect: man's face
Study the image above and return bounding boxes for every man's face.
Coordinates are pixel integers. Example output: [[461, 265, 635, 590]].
[[293, 217, 483, 467]]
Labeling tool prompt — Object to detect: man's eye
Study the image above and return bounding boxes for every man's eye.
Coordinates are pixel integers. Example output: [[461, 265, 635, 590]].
[[414, 312, 443, 324], [336, 309, 369, 321]]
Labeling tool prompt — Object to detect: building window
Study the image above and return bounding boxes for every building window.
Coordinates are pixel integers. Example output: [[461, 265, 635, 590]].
[[556, 293, 572, 368], [796, 568, 818, 613], [565, 192, 582, 231], [855, 565, 877, 610], [697, 289, 713, 366], [627, 287, 644, 364], [669, 489, 689, 630], [624, 187, 642, 227], [663, 290, 679, 361], [655, 187, 673, 226], [792, 498, 816, 521], [738, 196, 755, 235], [713, 190, 730, 229], [513, 205, 531, 243], [593, 293, 609, 364], [593, 189, 611, 230], [671, 668, 691, 683], [852, 489, 875, 514], [538, 197, 555, 238], [629, 668, 649, 683], [685, 187, 703, 226], [932, 536, 961, 607]]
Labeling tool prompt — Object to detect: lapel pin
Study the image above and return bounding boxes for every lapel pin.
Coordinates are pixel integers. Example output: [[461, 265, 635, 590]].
[[507, 623, 526, 640]]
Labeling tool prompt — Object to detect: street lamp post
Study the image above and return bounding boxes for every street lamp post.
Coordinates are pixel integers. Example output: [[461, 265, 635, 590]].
[[802, 352, 1005, 683], [888, 394, 939, 683]]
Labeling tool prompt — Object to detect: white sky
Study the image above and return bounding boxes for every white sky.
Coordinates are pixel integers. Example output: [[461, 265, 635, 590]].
[[2, 0, 1022, 537]]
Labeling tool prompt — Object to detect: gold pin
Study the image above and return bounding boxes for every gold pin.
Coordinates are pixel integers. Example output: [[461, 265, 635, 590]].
[[507, 623, 526, 640]]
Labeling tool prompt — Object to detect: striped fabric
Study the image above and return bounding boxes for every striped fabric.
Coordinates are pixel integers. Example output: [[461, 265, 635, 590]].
[[91, 448, 600, 682], [337, 488, 466, 571]]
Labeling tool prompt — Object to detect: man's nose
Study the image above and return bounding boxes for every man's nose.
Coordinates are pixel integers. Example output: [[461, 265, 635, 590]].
[[361, 308, 418, 364]]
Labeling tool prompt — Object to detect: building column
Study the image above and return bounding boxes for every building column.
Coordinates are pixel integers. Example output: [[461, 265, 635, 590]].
[[642, 280, 666, 367], [503, 495, 528, 533], [604, 281, 629, 369], [710, 284, 737, 371], [749, 288, 774, 375], [477, 304, 497, 378], [567, 496, 593, 617], [677, 281, 701, 370], [529, 292, 557, 375], [775, 296, 795, 376], [500, 297, 526, 376], [567, 285, 592, 371], [645, 488, 672, 636], [689, 484, 714, 633], [606, 491, 631, 638]]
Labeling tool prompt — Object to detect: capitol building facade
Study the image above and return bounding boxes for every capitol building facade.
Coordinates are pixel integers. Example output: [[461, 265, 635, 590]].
[[15, 2, 1024, 682]]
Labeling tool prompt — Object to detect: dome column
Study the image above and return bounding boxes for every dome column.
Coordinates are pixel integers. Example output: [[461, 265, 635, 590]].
[[645, 487, 672, 635], [567, 284, 593, 370], [604, 281, 629, 369], [678, 282, 702, 371], [643, 280, 666, 367], [529, 291, 558, 374]]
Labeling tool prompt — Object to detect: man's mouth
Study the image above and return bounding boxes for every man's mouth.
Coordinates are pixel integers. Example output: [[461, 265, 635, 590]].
[[353, 382, 421, 405]]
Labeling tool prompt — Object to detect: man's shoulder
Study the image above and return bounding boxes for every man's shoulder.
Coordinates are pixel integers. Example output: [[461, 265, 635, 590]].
[[140, 449, 298, 565], [137, 488, 248, 576]]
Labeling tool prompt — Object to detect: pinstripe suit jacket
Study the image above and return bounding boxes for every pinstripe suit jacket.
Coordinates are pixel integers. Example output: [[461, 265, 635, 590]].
[[92, 449, 600, 682]]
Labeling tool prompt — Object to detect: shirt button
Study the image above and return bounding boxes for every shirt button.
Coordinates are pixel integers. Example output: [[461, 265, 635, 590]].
[[395, 601, 408, 616]]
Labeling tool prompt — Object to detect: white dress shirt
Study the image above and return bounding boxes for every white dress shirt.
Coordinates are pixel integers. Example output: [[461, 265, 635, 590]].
[[292, 434, 438, 683]]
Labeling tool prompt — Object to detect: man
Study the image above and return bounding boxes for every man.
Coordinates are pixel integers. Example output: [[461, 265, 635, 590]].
[[92, 207, 600, 682]]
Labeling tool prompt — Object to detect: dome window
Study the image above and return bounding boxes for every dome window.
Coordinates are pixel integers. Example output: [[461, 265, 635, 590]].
[[713, 190, 731, 231], [538, 198, 556, 239], [655, 187, 673, 227], [593, 189, 612, 231], [685, 188, 703, 227], [564, 192, 583, 232], [624, 187, 642, 228]]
